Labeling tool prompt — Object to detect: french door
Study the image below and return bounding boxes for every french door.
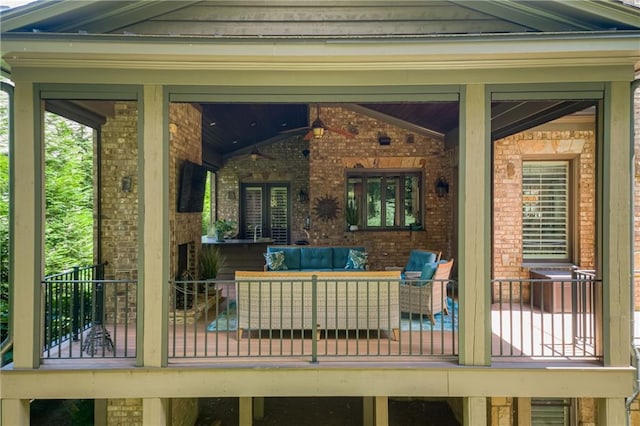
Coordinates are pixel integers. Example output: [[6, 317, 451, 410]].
[[241, 183, 290, 244]]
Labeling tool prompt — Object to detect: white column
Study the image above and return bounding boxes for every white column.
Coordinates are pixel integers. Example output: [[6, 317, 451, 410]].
[[596, 398, 626, 425], [143, 398, 169, 426], [374, 396, 388, 426], [459, 84, 491, 366], [1, 399, 30, 425], [464, 397, 487, 426], [602, 81, 632, 367], [239, 397, 253, 426], [94, 399, 107, 426], [363, 397, 374, 426], [140, 84, 169, 367], [12, 81, 43, 369]]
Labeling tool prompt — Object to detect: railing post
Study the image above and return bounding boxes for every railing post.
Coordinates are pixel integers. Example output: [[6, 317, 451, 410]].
[[72, 267, 80, 341], [311, 275, 318, 364]]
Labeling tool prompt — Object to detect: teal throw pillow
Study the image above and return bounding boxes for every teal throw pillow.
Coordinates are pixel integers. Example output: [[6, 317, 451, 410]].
[[420, 262, 439, 280], [264, 251, 288, 271], [345, 249, 368, 270]]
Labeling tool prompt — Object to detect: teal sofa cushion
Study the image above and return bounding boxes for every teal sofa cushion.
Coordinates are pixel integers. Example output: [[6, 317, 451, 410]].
[[333, 246, 365, 268], [267, 246, 301, 270], [300, 247, 333, 270]]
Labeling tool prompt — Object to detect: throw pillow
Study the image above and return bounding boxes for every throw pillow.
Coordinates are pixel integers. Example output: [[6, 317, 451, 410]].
[[345, 249, 368, 270], [420, 262, 439, 280], [264, 251, 288, 271]]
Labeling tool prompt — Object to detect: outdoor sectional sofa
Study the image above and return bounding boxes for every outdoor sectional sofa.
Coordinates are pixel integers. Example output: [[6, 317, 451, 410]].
[[263, 245, 367, 271], [234, 270, 401, 340]]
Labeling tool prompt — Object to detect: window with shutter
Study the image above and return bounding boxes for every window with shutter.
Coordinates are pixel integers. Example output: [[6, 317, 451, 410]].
[[531, 398, 573, 426], [241, 183, 290, 244], [522, 161, 570, 261]]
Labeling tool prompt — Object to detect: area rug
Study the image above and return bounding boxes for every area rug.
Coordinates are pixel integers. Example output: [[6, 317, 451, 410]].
[[400, 298, 458, 332], [208, 299, 458, 333], [207, 300, 237, 332]]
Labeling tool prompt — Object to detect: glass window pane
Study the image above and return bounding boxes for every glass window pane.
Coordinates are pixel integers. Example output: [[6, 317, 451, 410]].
[[404, 175, 420, 227], [385, 177, 398, 227], [522, 161, 569, 260], [366, 177, 381, 227]]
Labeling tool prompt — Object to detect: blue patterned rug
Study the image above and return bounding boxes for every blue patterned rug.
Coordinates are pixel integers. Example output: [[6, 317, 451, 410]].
[[207, 301, 237, 332], [207, 299, 458, 332], [400, 298, 458, 332]]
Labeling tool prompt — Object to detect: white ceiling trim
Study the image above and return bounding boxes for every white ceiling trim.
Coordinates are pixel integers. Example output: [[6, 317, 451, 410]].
[[2, 34, 638, 70]]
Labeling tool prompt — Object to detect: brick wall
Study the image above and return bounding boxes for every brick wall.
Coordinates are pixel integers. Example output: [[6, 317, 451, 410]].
[[216, 105, 454, 270], [492, 122, 596, 301], [107, 398, 142, 425], [106, 398, 198, 425], [169, 103, 203, 282], [101, 103, 201, 425], [217, 135, 311, 244], [100, 102, 139, 323]]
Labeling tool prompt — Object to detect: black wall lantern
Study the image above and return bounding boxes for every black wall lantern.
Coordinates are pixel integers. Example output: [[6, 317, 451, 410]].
[[298, 188, 309, 203], [435, 176, 449, 198]]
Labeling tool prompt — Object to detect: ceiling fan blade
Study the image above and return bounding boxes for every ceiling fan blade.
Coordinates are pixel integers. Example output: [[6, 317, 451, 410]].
[[327, 127, 356, 139], [259, 152, 276, 160], [279, 126, 310, 134]]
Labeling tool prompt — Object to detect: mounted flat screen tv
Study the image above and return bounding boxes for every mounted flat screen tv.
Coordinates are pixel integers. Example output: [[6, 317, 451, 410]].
[[178, 160, 207, 213]]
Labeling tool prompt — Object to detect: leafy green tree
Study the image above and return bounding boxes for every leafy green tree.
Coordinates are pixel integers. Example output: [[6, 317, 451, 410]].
[[0, 92, 95, 347], [43, 112, 94, 275]]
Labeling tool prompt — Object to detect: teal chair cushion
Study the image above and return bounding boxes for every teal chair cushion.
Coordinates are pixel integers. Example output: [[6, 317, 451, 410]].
[[405, 250, 438, 272]]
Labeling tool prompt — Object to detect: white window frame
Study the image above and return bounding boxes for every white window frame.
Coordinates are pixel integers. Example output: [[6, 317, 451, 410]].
[[522, 160, 572, 262]]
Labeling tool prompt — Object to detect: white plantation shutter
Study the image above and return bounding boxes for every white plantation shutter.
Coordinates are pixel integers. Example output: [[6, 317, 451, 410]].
[[244, 187, 263, 238], [531, 399, 571, 425], [270, 187, 288, 244], [522, 161, 569, 260]]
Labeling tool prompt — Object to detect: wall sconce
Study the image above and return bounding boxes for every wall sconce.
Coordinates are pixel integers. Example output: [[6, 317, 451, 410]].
[[121, 176, 132, 193], [377, 133, 391, 145], [298, 188, 309, 203], [435, 176, 449, 198], [301, 149, 310, 159]]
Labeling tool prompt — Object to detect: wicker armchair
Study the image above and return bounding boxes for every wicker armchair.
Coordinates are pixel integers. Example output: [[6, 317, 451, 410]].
[[399, 259, 454, 325]]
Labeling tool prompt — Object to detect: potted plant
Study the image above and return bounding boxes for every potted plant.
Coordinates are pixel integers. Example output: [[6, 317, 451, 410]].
[[199, 245, 225, 281], [345, 201, 359, 231], [213, 219, 236, 242]]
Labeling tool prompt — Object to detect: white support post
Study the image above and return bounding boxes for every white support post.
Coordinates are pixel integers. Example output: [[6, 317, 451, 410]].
[[597, 398, 626, 425], [602, 81, 632, 367], [140, 84, 169, 367], [374, 396, 389, 426], [143, 398, 170, 426], [459, 84, 491, 366], [363, 397, 374, 426], [253, 397, 264, 420], [12, 81, 43, 369], [1, 399, 30, 425], [464, 397, 487, 426], [239, 397, 253, 426]]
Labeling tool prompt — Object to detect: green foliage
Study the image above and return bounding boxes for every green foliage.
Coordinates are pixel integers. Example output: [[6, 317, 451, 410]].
[[345, 201, 358, 226], [199, 245, 225, 280], [0, 95, 95, 348], [43, 112, 94, 275], [202, 171, 212, 235]]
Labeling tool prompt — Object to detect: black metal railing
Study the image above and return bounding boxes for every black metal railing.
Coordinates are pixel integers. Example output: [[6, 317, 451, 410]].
[[491, 271, 600, 359], [42, 265, 137, 359], [168, 276, 458, 361]]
